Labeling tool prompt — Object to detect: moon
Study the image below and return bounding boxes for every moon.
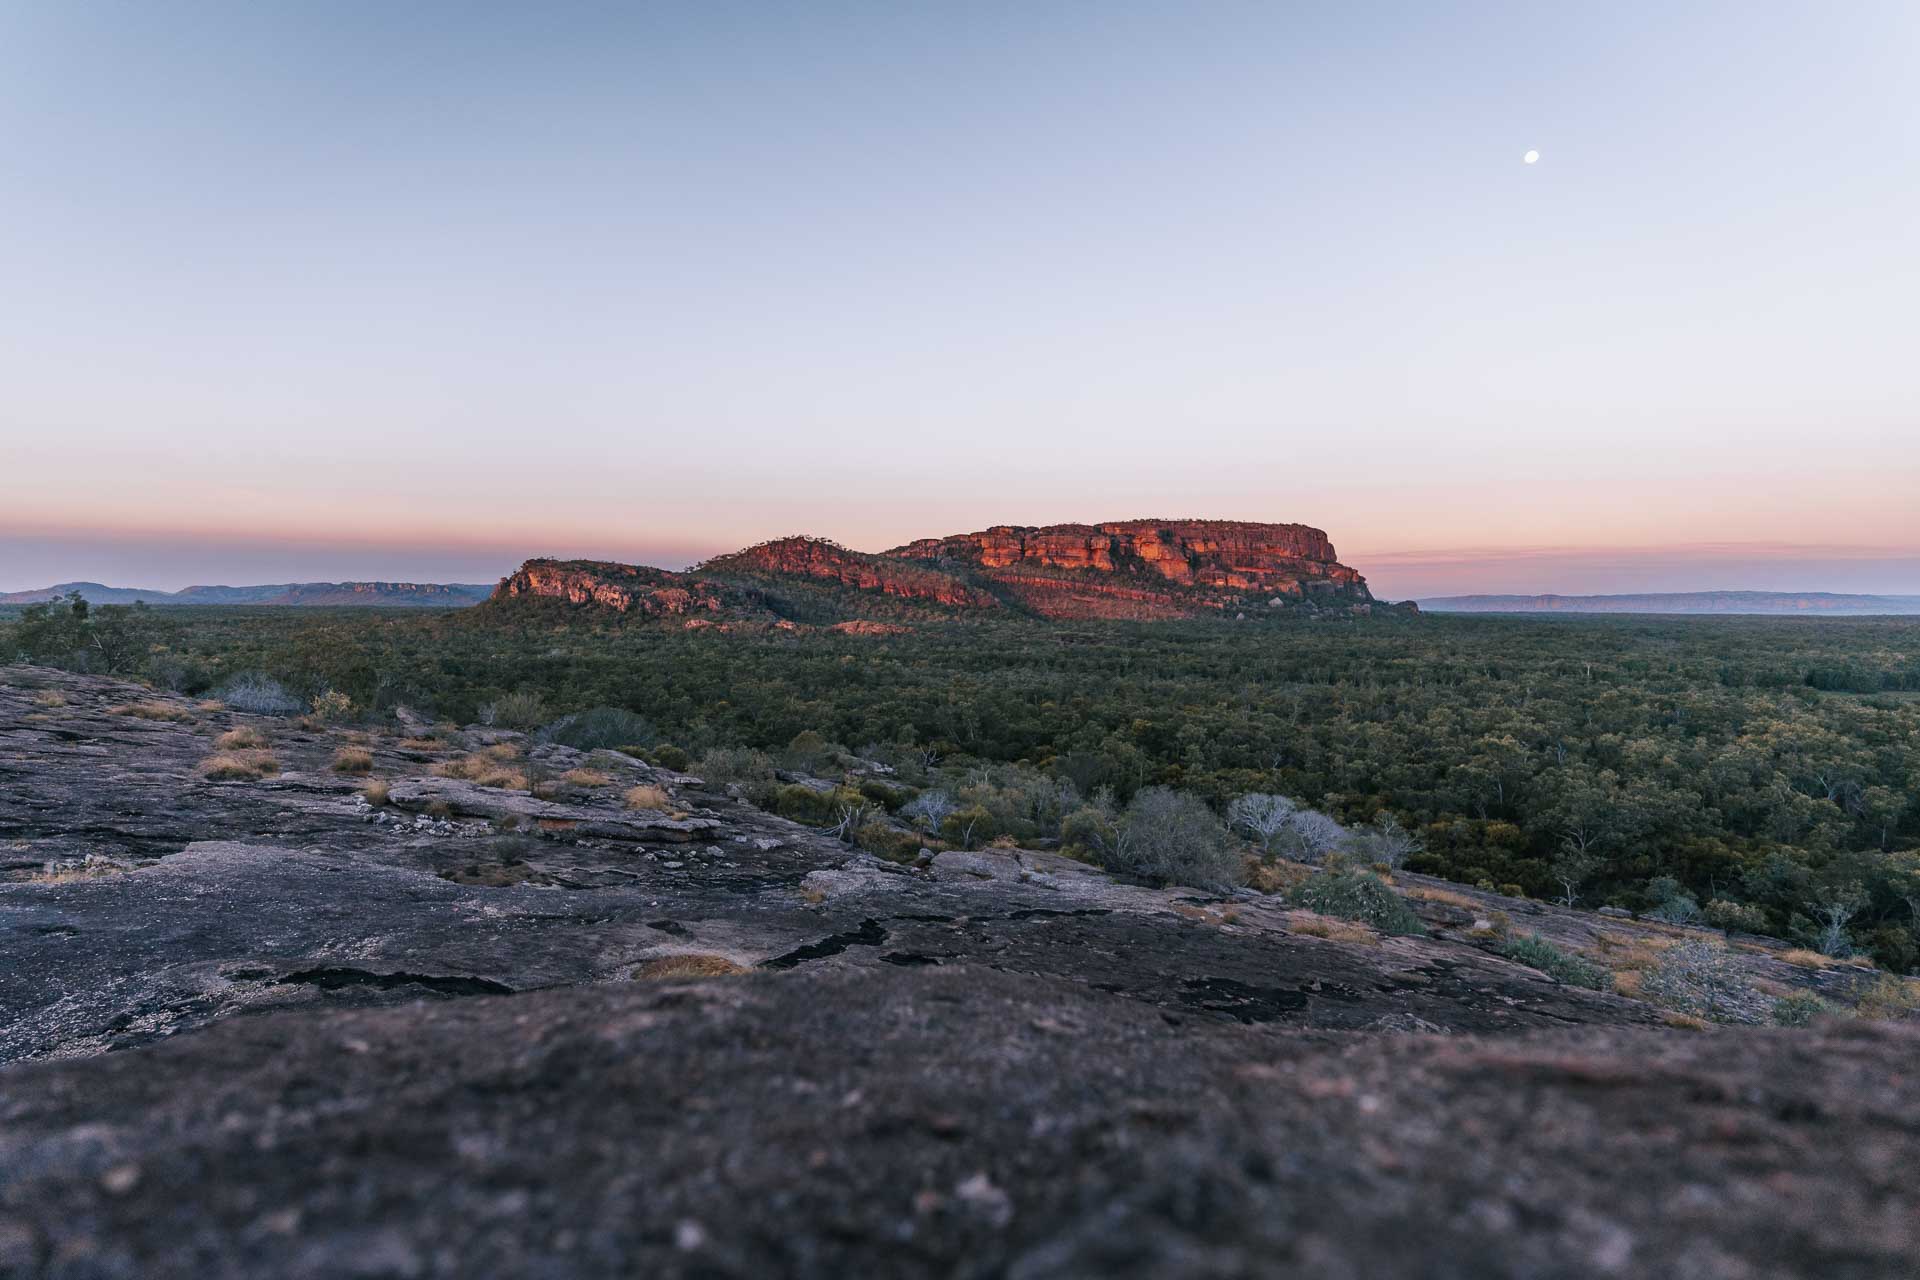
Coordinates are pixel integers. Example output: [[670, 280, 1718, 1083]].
[[1523, 149, 1540, 165]]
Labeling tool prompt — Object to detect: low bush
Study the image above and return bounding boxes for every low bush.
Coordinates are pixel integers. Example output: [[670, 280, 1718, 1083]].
[[486, 690, 551, 731], [310, 689, 356, 722], [1771, 989, 1845, 1026], [1855, 974, 1920, 1022], [219, 675, 302, 715], [1287, 870, 1427, 936], [538, 706, 656, 751], [1088, 786, 1243, 892], [649, 744, 691, 771], [696, 747, 777, 804], [1497, 933, 1613, 991], [1638, 940, 1771, 1024]]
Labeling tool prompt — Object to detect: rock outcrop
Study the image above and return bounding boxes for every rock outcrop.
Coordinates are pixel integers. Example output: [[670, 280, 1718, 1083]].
[[495, 559, 732, 617], [885, 519, 1372, 620], [485, 519, 1384, 625], [3, 668, 1918, 1278], [699, 536, 1001, 610]]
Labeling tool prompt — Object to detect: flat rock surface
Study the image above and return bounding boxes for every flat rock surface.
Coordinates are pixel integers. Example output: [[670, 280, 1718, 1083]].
[[2, 967, 1915, 1279], [2, 668, 1915, 1277]]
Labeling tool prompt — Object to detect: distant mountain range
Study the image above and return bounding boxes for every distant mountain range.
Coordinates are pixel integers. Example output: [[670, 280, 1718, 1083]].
[[0, 581, 494, 608], [1420, 591, 1920, 616]]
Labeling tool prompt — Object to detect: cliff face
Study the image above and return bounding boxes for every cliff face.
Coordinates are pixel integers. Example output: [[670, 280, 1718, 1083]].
[[487, 520, 1380, 625], [886, 519, 1371, 617], [699, 537, 1000, 610], [496, 560, 729, 617]]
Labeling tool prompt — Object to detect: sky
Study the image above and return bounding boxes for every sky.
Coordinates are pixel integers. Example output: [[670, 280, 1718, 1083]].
[[2, 1, 1916, 600]]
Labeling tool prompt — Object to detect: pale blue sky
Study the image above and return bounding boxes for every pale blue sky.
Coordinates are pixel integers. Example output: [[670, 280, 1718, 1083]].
[[2, 1, 1916, 597]]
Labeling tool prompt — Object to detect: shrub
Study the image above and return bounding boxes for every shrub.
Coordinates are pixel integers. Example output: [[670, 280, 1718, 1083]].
[[1771, 989, 1845, 1026], [1346, 814, 1424, 869], [1705, 898, 1771, 933], [330, 746, 374, 774], [649, 744, 691, 771], [538, 706, 656, 751], [1638, 940, 1770, 1024], [853, 822, 925, 862], [216, 726, 269, 750], [481, 690, 551, 730], [1855, 975, 1920, 1022], [361, 779, 391, 806], [1227, 793, 1298, 856], [1497, 933, 1613, 991], [625, 784, 671, 811], [1287, 870, 1427, 936], [696, 747, 777, 803], [1092, 787, 1242, 892], [310, 689, 356, 722], [219, 675, 302, 715], [902, 788, 958, 833]]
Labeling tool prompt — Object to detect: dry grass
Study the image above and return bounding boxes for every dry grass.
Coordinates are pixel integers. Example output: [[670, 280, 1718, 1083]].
[[560, 768, 613, 789], [1405, 885, 1477, 909], [1244, 859, 1312, 896], [1612, 970, 1645, 998], [625, 784, 671, 811], [1660, 1011, 1712, 1031], [30, 855, 126, 883], [1781, 948, 1841, 970], [1285, 909, 1378, 944], [480, 742, 522, 761], [361, 779, 391, 806], [397, 736, 444, 752], [197, 750, 279, 781], [800, 886, 826, 905], [632, 954, 750, 980], [330, 746, 374, 774], [112, 700, 191, 722], [30, 690, 68, 708], [216, 726, 269, 751], [1856, 975, 1920, 1021], [432, 754, 529, 790], [196, 699, 226, 713]]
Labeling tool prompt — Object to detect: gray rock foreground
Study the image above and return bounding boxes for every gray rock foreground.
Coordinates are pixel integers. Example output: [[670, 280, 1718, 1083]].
[[2, 668, 1917, 1277]]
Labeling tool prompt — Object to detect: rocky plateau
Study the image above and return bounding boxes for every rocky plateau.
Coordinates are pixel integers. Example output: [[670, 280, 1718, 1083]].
[[488, 518, 1392, 626]]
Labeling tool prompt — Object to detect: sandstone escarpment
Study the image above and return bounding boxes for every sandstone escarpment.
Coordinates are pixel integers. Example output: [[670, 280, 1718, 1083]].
[[495, 559, 731, 616], [486, 518, 1385, 626], [886, 518, 1373, 615], [700, 537, 1000, 610]]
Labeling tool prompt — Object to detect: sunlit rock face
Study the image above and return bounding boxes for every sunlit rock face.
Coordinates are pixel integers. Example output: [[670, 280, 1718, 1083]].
[[490, 520, 1380, 623], [497, 560, 729, 616], [701, 537, 1001, 609], [886, 519, 1373, 619]]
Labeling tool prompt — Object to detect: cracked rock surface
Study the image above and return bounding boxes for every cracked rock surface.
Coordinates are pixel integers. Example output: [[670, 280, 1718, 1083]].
[[2, 668, 1917, 1278]]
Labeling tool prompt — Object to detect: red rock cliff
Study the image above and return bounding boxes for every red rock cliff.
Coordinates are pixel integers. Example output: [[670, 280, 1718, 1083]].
[[494, 560, 729, 616], [886, 519, 1369, 604], [700, 537, 1001, 610]]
